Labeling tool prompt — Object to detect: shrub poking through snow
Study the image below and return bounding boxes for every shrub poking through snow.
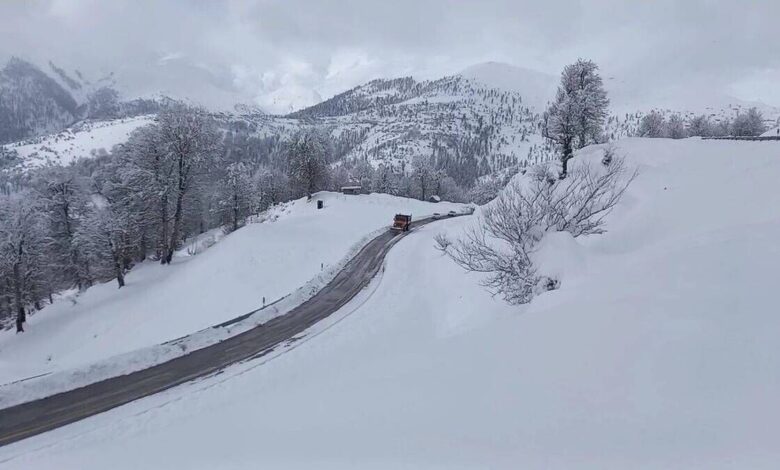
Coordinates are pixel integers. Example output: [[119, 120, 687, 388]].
[[437, 156, 635, 304], [601, 144, 616, 166]]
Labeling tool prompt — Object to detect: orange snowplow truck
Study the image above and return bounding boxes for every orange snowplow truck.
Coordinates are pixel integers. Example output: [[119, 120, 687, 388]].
[[391, 214, 412, 232]]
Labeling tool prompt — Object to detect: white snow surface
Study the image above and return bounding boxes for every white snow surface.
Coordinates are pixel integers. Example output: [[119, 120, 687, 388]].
[[3, 115, 154, 170], [761, 126, 779, 137], [0, 192, 463, 391], [2, 138, 780, 468]]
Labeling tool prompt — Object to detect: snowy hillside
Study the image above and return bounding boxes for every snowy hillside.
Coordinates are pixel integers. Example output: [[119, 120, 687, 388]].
[[5, 58, 778, 182], [2, 62, 555, 177], [44, 60, 117, 106], [459, 61, 557, 111], [0, 58, 80, 144], [0, 57, 206, 146], [2, 137, 778, 468], [0, 192, 463, 387], [2, 115, 154, 170], [281, 72, 549, 174]]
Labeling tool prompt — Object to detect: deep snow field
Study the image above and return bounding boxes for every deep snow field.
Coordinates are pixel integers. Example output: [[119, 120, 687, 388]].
[[2, 137, 779, 468], [0, 192, 463, 387]]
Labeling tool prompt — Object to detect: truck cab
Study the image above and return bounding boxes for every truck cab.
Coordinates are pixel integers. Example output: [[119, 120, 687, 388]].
[[392, 214, 412, 232]]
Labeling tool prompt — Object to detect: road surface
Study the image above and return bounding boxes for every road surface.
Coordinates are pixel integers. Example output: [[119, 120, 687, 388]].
[[0, 214, 464, 447]]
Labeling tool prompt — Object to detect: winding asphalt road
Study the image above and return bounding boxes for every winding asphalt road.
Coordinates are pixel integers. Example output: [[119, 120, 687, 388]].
[[0, 213, 464, 447]]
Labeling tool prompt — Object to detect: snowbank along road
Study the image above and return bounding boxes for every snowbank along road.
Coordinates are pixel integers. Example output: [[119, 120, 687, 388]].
[[0, 212, 468, 447]]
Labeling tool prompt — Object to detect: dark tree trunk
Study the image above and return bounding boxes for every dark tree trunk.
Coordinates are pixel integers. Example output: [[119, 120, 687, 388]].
[[159, 193, 169, 263], [83, 259, 93, 288], [165, 181, 185, 264], [108, 238, 125, 288], [164, 153, 187, 265], [115, 265, 125, 288], [2, 278, 12, 321], [233, 193, 239, 232], [138, 231, 148, 262], [559, 138, 573, 179], [12, 261, 25, 333], [0, 287, 9, 322], [16, 312, 24, 333]]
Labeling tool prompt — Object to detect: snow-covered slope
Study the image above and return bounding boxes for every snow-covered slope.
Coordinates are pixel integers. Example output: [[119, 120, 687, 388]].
[[283, 72, 547, 174], [761, 126, 779, 137], [3, 63, 554, 177], [2, 138, 778, 468], [0, 58, 80, 144], [0, 192, 463, 387], [33, 56, 262, 114], [3, 115, 154, 170], [459, 61, 557, 111], [44, 60, 117, 106]]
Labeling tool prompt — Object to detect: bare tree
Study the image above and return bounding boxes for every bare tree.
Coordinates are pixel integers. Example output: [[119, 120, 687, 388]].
[[411, 155, 435, 200], [286, 130, 330, 198], [254, 166, 289, 209], [666, 114, 688, 139], [437, 157, 635, 304], [687, 115, 712, 137], [732, 107, 766, 137], [79, 202, 129, 288], [638, 111, 667, 137], [35, 169, 92, 290], [0, 192, 47, 332], [217, 162, 255, 232], [543, 59, 609, 179], [371, 163, 400, 195], [157, 107, 221, 264]]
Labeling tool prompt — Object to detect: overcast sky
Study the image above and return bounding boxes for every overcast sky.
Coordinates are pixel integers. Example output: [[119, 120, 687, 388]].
[[2, 0, 779, 113]]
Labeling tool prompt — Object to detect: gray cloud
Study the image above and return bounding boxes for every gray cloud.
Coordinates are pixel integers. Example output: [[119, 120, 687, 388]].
[[2, 0, 778, 112]]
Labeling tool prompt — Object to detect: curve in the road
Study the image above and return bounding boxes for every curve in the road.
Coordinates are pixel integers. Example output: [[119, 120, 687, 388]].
[[0, 214, 465, 447]]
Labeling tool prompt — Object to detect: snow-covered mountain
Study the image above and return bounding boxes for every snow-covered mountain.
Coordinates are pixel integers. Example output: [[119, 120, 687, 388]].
[[458, 61, 557, 111], [0, 58, 81, 144], [0, 57, 165, 145], [31, 54, 263, 114], [0, 56, 260, 145], [4, 64, 556, 181], [5, 59, 780, 182], [279, 70, 551, 178], [44, 60, 117, 106]]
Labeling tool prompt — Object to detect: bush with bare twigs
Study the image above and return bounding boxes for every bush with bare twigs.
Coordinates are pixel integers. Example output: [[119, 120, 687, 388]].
[[436, 156, 636, 304]]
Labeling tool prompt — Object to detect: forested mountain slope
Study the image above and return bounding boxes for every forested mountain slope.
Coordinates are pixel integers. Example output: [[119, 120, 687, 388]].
[[0, 58, 80, 144]]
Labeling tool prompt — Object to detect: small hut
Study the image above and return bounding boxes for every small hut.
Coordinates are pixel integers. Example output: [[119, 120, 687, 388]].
[[341, 185, 362, 195]]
